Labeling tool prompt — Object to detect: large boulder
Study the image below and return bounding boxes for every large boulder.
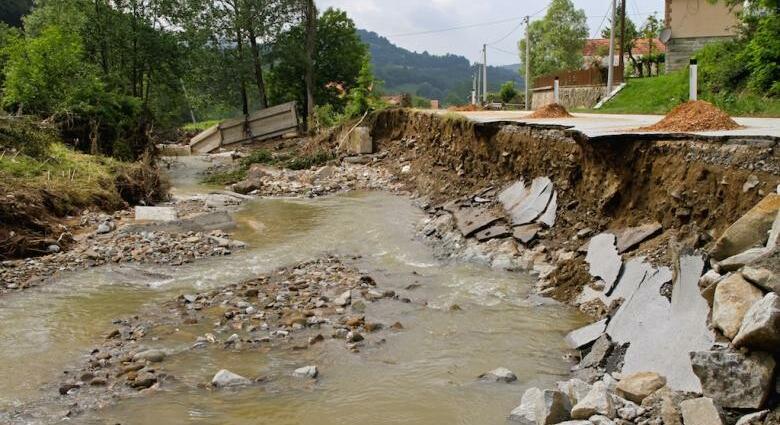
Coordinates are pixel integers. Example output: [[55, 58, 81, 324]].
[[690, 349, 776, 409], [733, 292, 780, 352], [742, 266, 780, 294], [615, 372, 666, 404], [509, 387, 542, 424], [211, 369, 251, 387], [571, 381, 615, 419], [680, 397, 724, 425], [712, 273, 763, 339], [710, 194, 780, 260], [509, 388, 571, 425], [342, 127, 373, 154], [556, 378, 592, 406]]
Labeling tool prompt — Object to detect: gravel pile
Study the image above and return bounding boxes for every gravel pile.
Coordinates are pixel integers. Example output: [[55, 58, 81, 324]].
[[640, 100, 741, 132], [529, 103, 573, 119]]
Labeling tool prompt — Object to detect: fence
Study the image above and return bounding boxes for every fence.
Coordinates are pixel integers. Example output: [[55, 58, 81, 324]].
[[534, 66, 624, 89]]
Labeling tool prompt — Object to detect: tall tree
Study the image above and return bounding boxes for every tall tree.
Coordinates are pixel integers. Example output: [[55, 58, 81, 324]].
[[303, 0, 316, 131], [518, 0, 588, 78]]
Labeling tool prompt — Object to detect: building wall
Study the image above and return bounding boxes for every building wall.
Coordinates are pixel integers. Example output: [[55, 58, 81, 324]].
[[667, 0, 739, 38]]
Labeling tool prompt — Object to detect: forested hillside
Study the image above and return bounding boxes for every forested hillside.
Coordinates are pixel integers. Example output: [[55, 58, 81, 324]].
[[358, 30, 524, 105]]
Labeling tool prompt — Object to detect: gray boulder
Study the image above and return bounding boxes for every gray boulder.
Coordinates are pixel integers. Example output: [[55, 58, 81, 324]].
[[556, 378, 592, 406], [211, 369, 251, 387], [132, 349, 166, 363], [742, 267, 780, 293], [536, 390, 571, 425], [680, 397, 724, 425], [710, 194, 779, 260], [690, 349, 776, 409], [478, 367, 517, 383], [712, 273, 763, 339], [509, 387, 542, 424], [571, 381, 615, 419], [733, 292, 780, 352], [293, 365, 318, 379], [735, 410, 770, 425]]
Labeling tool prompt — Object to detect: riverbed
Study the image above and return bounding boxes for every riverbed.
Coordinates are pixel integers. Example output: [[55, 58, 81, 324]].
[[0, 158, 586, 424]]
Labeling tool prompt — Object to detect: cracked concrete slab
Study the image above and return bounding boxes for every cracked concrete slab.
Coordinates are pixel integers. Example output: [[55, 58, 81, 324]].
[[506, 177, 553, 226], [475, 224, 511, 242], [613, 222, 663, 254], [498, 180, 528, 211], [585, 233, 623, 291], [565, 319, 608, 349], [513, 223, 541, 244], [453, 207, 503, 237], [539, 190, 558, 228]]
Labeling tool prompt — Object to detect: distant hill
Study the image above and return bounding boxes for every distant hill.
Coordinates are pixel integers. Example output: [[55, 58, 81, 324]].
[[501, 63, 522, 74], [358, 30, 524, 105]]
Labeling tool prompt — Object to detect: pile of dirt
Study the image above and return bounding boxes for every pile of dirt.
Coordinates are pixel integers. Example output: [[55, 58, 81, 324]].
[[528, 103, 573, 119], [639, 100, 742, 132], [449, 104, 483, 112]]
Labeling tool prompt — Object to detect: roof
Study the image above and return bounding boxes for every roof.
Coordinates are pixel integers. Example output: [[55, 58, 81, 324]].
[[583, 38, 666, 57]]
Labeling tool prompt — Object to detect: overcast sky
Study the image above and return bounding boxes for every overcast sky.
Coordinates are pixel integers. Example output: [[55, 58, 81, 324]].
[[317, 0, 665, 65]]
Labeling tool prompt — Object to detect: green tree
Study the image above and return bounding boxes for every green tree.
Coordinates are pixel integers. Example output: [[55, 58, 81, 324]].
[[518, 0, 588, 79], [601, 4, 639, 74], [499, 81, 518, 104]]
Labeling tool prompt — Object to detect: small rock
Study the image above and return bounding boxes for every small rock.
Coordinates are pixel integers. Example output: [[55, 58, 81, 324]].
[[680, 397, 724, 425], [345, 331, 363, 343], [478, 367, 517, 383], [735, 410, 769, 425], [536, 390, 572, 424], [132, 349, 166, 363], [59, 383, 80, 395], [589, 415, 615, 425], [733, 292, 780, 352], [96, 223, 112, 234], [712, 273, 763, 339], [211, 369, 251, 388], [615, 372, 666, 404], [557, 378, 592, 406], [293, 365, 318, 379], [334, 291, 351, 307], [47, 244, 61, 253], [579, 334, 613, 369], [571, 381, 615, 419]]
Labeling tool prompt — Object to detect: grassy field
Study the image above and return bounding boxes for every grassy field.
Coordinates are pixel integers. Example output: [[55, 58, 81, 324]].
[[181, 120, 221, 132], [590, 71, 780, 117]]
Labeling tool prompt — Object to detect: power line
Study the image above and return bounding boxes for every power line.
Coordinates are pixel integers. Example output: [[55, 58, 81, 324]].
[[389, 16, 525, 37], [487, 45, 518, 57], [487, 21, 524, 46]]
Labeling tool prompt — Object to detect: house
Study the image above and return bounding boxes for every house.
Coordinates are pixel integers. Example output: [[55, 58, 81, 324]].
[[583, 38, 667, 70], [664, 0, 740, 72]]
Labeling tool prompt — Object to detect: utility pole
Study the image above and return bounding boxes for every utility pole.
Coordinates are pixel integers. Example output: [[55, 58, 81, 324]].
[[472, 72, 477, 105], [482, 44, 488, 104], [619, 0, 626, 70], [524, 16, 531, 111], [476, 63, 481, 103], [607, 0, 617, 95]]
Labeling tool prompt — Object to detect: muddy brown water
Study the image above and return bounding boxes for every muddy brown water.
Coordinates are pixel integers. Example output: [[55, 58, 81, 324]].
[[0, 158, 586, 424]]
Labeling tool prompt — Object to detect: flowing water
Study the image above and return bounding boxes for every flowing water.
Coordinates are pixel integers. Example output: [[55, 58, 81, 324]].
[[0, 157, 586, 424]]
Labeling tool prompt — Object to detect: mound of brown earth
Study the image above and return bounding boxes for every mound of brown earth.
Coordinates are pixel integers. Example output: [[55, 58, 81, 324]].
[[639, 100, 742, 132], [528, 103, 573, 119]]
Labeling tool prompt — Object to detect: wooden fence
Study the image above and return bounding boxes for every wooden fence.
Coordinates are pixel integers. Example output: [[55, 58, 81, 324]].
[[534, 66, 624, 89], [190, 101, 299, 154]]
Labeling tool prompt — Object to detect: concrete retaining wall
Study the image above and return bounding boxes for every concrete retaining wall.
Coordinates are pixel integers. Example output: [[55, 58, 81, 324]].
[[532, 85, 607, 110], [666, 36, 735, 73]]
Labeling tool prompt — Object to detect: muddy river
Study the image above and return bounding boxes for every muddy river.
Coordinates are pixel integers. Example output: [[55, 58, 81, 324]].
[[0, 158, 586, 424]]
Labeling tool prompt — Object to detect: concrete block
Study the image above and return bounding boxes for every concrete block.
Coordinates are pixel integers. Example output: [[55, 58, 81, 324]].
[[134, 206, 177, 222]]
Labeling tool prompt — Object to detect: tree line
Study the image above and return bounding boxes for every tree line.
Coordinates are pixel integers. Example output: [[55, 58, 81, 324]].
[[0, 0, 376, 159]]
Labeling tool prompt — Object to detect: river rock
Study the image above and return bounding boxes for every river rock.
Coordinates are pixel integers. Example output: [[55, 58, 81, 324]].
[[615, 372, 666, 404], [712, 273, 763, 339], [211, 369, 251, 387], [97, 223, 112, 234], [690, 349, 776, 409], [733, 292, 780, 351], [478, 367, 517, 383], [571, 381, 615, 419], [293, 365, 318, 379], [132, 349, 166, 363], [588, 416, 615, 425], [537, 390, 572, 424], [557, 378, 592, 406], [710, 194, 780, 260], [742, 267, 779, 293], [735, 410, 770, 425], [334, 290, 351, 307], [509, 387, 541, 424], [680, 397, 724, 425], [585, 234, 622, 291]]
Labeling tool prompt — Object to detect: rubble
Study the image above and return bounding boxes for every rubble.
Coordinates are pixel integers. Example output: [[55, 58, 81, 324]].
[[710, 194, 779, 260], [679, 397, 724, 425], [712, 273, 764, 339], [611, 222, 663, 254], [615, 372, 666, 404], [134, 206, 178, 222], [584, 234, 622, 291], [732, 292, 780, 352], [690, 349, 776, 409]]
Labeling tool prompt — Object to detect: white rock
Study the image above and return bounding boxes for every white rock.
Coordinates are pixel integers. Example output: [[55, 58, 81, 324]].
[[478, 367, 517, 383], [211, 369, 251, 387], [680, 397, 724, 425], [571, 381, 615, 419], [293, 365, 318, 379]]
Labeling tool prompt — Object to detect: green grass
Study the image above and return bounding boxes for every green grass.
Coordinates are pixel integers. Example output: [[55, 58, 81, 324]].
[[590, 71, 780, 117], [181, 120, 221, 132]]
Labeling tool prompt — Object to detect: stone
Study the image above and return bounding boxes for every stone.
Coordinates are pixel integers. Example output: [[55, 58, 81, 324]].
[[557, 378, 592, 406], [733, 292, 780, 352], [96, 223, 112, 234], [506, 177, 554, 226], [453, 207, 503, 237], [718, 247, 773, 272], [536, 390, 572, 425], [334, 290, 351, 307], [585, 234, 622, 291], [134, 206, 177, 222], [47, 244, 60, 253], [211, 369, 251, 387], [554, 422, 590, 425], [735, 410, 770, 425], [293, 365, 318, 379], [478, 367, 517, 383], [571, 381, 615, 419], [564, 319, 607, 349], [132, 349, 165, 363], [579, 334, 613, 369], [615, 372, 666, 404], [679, 397, 724, 425], [345, 127, 373, 154], [742, 267, 779, 293], [499, 180, 528, 211], [589, 416, 615, 425], [609, 256, 714, 392], [509, 387, 541, 424], [513, 224, 541, 244], [712, 273, 763, 339], [711, 194, 780, 260], [612, 222, 663, 254], [690, 349, 776, 409], [475, 224, 512, 242], [538, 190, 558, 228]]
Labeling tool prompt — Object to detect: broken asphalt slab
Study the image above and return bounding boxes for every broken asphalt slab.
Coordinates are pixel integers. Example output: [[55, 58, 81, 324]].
[[504, 177, 554, 226], [611, 222, 663, 254], [585, 233, 623, 291], [453, 207, 503, 237]]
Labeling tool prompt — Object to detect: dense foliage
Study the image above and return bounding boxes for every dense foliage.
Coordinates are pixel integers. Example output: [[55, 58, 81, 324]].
[[518, 0, 588, 78]]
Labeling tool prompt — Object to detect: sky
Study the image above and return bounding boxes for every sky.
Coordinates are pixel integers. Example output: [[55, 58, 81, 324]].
[[317, 0, 666, 66]]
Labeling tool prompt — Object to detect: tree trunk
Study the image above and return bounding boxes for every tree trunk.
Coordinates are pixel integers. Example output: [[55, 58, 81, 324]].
[[248, 26, 268, 109], [303, 0, 317, 132], [619, 0, 626, 69], [235, 24, 249, 117]]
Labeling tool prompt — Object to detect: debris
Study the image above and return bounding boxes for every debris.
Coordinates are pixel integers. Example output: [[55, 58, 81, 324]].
[[710, 194, 780, 260], [690, 349, 776, 409], [505, 177, 554, 226], [639, 100, 741, 132], [612, 222, 662, 254], [513, 224, 541, 244], [742, 267, 779, 293], [735, 410, 770, 425], [585, 234, 622, 291], [134, 206, 177, 222], [712, 273, 763, 339], [571, 381, 615, 419], [529, 103, 573, 119], [679, 397, 724, 425], [556, 378, 592, 406], [538, 190, 558, 228], [615, 372, 666, 404], [717, 247, 773, 272], [732, 292, 780, 352], [564, 319, 607, 349], [579, 334, 613, 369], [453, 207, 503, 237], [475, 224, 511, 242], [343, 127, 373, 154], [498, 180, 528, 211]]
